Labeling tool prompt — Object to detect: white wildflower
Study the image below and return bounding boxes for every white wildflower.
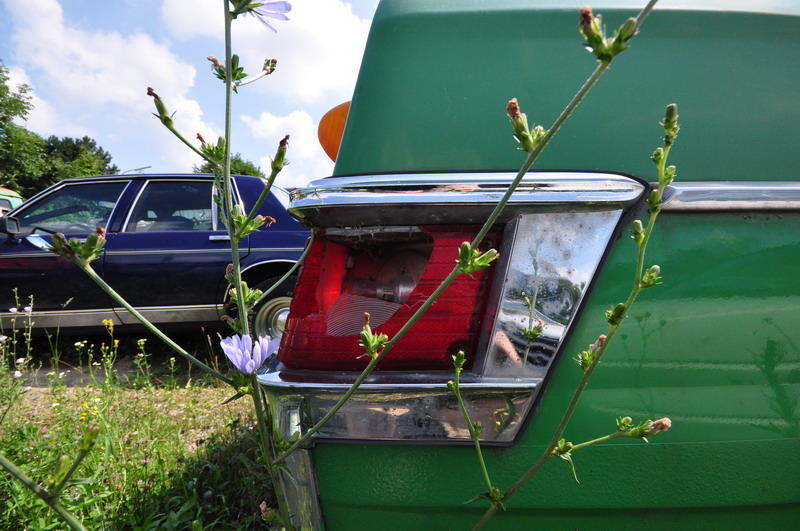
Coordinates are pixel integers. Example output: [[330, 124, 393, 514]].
[[8, 308, 17, 313], [13, 370, 22, 378], [15, 358, 25, 366]]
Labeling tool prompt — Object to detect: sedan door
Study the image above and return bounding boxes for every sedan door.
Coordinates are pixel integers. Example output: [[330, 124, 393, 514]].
[[102, 178, 247, 326], [0, 180, 129, 328]]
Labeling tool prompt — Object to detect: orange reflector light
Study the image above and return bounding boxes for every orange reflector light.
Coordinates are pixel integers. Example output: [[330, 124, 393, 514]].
[[318, 101, 350, 162]]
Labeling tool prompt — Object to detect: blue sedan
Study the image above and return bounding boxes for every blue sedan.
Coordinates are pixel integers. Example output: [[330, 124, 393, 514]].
[[0, 174, 309, 339]]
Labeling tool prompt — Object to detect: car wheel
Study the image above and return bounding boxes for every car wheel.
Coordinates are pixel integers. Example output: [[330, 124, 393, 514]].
[[249, 275, 296, 341]]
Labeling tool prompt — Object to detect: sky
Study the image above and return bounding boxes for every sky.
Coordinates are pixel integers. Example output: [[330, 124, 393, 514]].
[[0, 0, 380, 189]]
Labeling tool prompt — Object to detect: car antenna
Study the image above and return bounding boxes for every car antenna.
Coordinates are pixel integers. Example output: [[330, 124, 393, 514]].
[[120, 165, 152, 174]]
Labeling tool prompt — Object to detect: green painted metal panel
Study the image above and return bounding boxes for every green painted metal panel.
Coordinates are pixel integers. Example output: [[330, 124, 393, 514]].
[[335, 2, 800, 182], [315, 1, 800, 527], [312, 212, 800, 527]]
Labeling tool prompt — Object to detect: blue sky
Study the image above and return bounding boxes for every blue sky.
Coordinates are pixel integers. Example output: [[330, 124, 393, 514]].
[[0, 0, 380, 188]]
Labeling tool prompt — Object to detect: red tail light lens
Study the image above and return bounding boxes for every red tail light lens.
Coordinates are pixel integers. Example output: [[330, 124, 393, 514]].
[[280, 226, 501, 371]]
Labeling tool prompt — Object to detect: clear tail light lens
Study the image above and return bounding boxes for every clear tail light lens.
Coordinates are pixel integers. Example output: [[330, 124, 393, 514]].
[[280, 225, 501, 371]]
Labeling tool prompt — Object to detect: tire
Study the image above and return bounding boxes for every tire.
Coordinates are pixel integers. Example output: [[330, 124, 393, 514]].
[[249, 275, 296, 341]]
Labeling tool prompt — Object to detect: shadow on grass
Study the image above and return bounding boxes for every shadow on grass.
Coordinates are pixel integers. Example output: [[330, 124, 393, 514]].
[[116, 416, 275, 530]]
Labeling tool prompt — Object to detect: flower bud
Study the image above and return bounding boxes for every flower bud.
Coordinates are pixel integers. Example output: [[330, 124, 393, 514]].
[[664, 104, 679, 129], [632, 219, 644, 245], [616, 416, 633, 431], [506, 98, 535, 152], [262, 58, 278, 74], [146, 87, 173, 127], [579, 6, 610, 61], [271, 135, 289, 173], [662, 103, 680, 146], [648, 189, 661, 213], [651, 147, 664, 165], [647, 417, 672, 435], [617, 17, 637, 41], [661, 165, 677, 186], [605, 303, 626, 325], [506, 98, 522, 120], [640, 264, 662, 288], [591, 334, 607, 351]]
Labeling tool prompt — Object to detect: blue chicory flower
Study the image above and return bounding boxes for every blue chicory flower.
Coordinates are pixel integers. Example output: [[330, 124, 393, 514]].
[[220, 334, 280, 374], [250, 1, 292, 32]]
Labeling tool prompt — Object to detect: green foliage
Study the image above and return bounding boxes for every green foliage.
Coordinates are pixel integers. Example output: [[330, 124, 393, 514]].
[[51, 227, 107, 267], [358, 313, 389, 360], [456, 242, 499, 275], [193, 152, 265, 178], [0, 352, 270, 529], [0, 63, 118, 197]]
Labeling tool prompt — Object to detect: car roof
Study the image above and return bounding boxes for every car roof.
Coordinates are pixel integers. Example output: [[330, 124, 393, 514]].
[[0, 186, 22, 197], [58, 173, 263, 183]]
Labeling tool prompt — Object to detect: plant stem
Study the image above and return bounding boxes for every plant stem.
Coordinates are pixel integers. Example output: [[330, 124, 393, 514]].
[[253, 231, 315, 307], [78, 264, 233, 385], [570, 431, 625, 452], [237, 163, 281, 239], [251, 380, 296, 530], [51, 446, 92, 497], [235, 70, 271, 88], [221, 2, 250, 338], [0, 452, 86, 531], [452, 373, 496, 498], [165, 124, 218, 168]]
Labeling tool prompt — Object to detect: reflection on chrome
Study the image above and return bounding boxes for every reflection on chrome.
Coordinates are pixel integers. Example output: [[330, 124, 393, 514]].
[[478, 211, 622, 378]]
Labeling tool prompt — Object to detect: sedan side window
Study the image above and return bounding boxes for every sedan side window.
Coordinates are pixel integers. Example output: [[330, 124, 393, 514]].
[[17, 182, 128, 234], [125, 181, 214, 232]]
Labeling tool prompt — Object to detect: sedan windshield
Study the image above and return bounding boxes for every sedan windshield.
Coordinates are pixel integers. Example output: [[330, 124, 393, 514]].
[[17, 182, 128, 234]]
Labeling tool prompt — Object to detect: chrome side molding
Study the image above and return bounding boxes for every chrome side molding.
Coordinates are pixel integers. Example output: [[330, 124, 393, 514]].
[[662, 182, 800, 210], [0, 304, 220, 329]]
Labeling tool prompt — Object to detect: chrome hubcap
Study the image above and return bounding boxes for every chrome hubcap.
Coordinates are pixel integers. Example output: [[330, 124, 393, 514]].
[[253, 296, 292, 340]]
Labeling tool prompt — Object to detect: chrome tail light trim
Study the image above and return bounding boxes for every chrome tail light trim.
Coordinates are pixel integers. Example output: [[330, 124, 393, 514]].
[[289, 171, 645, 226], [261, 171, 647, 440]]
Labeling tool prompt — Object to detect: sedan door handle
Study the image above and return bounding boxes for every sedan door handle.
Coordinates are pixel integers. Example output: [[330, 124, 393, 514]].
[[208, 234, 231, 242]]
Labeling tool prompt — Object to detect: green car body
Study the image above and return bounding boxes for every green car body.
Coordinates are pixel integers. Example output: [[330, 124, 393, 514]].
[[262, 1, 800, 528]]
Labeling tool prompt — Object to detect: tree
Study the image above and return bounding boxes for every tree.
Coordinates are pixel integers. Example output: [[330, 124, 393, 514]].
[[193, 153, 265, 177], [0, 62, 119, 197]]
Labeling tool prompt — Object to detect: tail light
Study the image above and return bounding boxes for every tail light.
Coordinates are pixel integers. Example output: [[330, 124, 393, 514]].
[[280, 225, 501, 370]]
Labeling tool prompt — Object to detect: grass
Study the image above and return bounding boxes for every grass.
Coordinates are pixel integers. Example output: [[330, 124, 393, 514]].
[[0, 314, 275, 530]]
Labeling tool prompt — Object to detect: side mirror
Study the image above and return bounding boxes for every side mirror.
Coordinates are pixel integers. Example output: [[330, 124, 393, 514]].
[[0, 216, 20, 236]]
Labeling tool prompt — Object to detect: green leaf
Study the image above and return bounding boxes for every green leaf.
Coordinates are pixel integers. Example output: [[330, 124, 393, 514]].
[[221, 390, 248, 405], [559, 452, 580, 484]]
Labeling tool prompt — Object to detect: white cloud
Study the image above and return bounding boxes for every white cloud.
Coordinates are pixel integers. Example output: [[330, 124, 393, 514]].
[[162, 0, 370, 104], [4, 66, 89, 137], [3, 0, 216, 170], [242, 110, 334, 188]]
